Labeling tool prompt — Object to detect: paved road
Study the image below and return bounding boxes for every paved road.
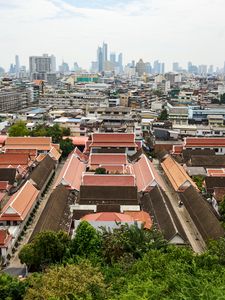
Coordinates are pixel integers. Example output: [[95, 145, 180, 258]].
[[3, 161, 65, 277], [153, 159, 206, 253]]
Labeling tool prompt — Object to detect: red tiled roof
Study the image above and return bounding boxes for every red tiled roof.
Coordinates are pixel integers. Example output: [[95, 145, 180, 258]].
[[0, 153, 30, 167], [133, 155, 165, 192], [89, 133, 138, 148], [89, 153, 127, 166], [185, 137, 225, 147], [81, 212, 134, 222], [124, 211, 152, 229], [65, 136, 89, 146], [207, 168, 225, 177], [0, 229, 12, 247], [5, 137, 53, 151], [82, 174, 135, 187], [54, 154, 86, 190], [92, 133, 135, 143], [0, 180, 39, 221]]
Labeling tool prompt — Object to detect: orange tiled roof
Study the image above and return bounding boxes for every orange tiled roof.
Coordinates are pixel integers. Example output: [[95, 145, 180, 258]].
[[82, 174, 135, 187], [49, 146, 61, 161], [207, 168, 225, 177], [185, 137, 225, 147], [133, 155, 165, 192], [89, 153, 127, 167], [81, 212, 134, 222], [124, 211, 152, 229], [0, 153, 30, 167], [0, 180, 39, 221], [5, 137, 52, 151], [161, 156, 198, 192], [89, 133, 138, 148], [54, 154, 86, 190]]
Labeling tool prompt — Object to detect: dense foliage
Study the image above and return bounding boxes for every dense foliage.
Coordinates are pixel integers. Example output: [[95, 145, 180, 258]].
[[8, 122, 73, 156], [158, 109, 168, 121], [3, 222, 225, 299], [8, 121, 29, 137]]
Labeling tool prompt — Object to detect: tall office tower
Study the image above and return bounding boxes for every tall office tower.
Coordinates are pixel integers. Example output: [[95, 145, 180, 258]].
[[153, 60, 160, 74], [136, 59, 146, 76], [102, 42, 108, 63], [50, 55, 56, 72], [29, 54, 55, 80], [145, 62, 152, 74], [110, 52, 116, 64], [97, 47, 103, 72], [223, 62, 225, 74], [59, 61, 69, 73], [198, 65, 207, 76], [160, 62, 165, 74], [173, 62, 179, 72], [187, 61, 192, 73], [208, 65, 214, 74], [118, 53, 123, 73], [15, 55, 20, 75]]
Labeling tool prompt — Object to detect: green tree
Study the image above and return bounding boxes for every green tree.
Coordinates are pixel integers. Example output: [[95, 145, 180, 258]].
[[46, 124, 63, 143], [71, 221, 102, 259], [101, 224, 166, 264], [24, 262, 106, 300], [0, 273, 26, 300], [95, 167, 107, 174], [19, 231, 70, 271], [61, 127, 71, 137], [158, 109, 168, 121], [8, 121, 29, 137], [60, 138, 75, 157]]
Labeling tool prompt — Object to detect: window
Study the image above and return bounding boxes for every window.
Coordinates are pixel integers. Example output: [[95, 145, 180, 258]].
[[128, 147, 135, 151]]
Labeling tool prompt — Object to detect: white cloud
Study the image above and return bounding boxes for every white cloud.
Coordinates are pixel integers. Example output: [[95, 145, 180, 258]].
[[0, 0, 225, 71]]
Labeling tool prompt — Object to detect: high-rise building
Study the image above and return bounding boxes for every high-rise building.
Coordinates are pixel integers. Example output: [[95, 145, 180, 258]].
[[50, 55, 56, 72], [102, 42, 108, 63], [198, 65, 207, 76], [160, 62, 165, 74], [15, 55, 20, 76], [110, 52, 116, 64], [208, 65, 214, 74], [59, 61, 70, 73], [118, 53, 123, 73], [187, 62, 192, 73], [136, 59, 146, 76], [173, 62, 179, 72], [29, 54, 56, 80], [97, 47, 103, 72], [153, 60, 160, 74], [145, 62, 152, 74]]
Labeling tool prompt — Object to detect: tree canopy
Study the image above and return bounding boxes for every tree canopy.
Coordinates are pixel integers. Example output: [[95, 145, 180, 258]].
[[8, 121, 29, 137]]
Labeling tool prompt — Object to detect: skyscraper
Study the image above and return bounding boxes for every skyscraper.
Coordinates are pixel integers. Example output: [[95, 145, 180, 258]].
[[97, 47, 103, 72], [136, 59, 146, 76], [118, 53, 123, 73], [110, 52, 116, 64], [173, 62, 179, 72], [15, 55, 20, 76], [102, 42, 108, 64]]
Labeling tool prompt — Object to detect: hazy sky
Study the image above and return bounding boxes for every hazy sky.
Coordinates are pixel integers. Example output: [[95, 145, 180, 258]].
[[0, 0, 225, 71]]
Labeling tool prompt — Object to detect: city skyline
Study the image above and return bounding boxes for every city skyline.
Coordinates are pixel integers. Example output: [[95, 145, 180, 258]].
[[0, 0, 225, 70]]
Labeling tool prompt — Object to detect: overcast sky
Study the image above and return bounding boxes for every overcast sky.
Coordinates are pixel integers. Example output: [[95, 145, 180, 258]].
[[0, 0, 225, 71]]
